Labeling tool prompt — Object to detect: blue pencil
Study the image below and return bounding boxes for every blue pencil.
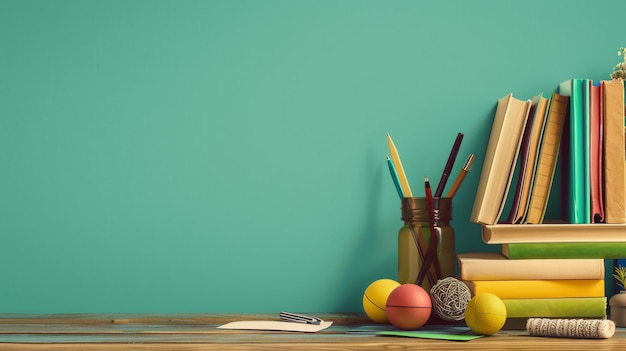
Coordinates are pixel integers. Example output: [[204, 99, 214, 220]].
[[387, 157, 405, 198]]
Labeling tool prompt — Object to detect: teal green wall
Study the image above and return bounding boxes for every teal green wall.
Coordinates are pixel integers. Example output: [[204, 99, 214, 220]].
[[0, 0, 622, 313]]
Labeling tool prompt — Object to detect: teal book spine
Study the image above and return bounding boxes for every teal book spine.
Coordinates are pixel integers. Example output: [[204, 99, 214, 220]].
[[502, 297, 606, 318], [560, 79, 590, 224], [581, 79, 591, 223], [502, 242, 626, 259]]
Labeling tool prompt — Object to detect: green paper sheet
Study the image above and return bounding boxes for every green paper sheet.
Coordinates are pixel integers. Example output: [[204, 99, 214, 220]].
[[378, 330, 483, 341]]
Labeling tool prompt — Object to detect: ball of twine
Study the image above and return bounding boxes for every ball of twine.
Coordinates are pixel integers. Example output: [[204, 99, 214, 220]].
[[429, 277, 472, 321]]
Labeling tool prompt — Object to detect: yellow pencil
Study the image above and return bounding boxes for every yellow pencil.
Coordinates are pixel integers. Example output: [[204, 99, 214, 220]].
[[386, 134, 413, 197], [445, 153, 475, 198]]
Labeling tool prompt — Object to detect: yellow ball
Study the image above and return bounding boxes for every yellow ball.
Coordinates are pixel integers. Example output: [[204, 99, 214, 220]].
[[362, 279, 401, 323], [464, 293, 507, 335]]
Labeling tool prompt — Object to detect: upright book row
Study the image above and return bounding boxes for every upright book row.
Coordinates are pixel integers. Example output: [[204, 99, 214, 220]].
[[471, 79, 625, 227], [471, 78, 626, 254]]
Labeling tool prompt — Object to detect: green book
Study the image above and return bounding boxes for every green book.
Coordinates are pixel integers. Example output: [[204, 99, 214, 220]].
[[503, 297, 606, 318], [502, 242, 626, 259], [559, 79, 591, 224]]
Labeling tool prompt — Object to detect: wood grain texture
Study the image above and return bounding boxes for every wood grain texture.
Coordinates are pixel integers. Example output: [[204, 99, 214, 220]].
[[0, 314, 623, 350]]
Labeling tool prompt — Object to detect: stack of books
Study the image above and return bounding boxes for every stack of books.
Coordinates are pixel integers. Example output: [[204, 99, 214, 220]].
[[458, 253, 607, 322], [464, 78, 626, 321]]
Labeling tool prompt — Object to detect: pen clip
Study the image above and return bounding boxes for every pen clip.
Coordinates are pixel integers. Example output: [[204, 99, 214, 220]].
[[279, 312, 323, 325]]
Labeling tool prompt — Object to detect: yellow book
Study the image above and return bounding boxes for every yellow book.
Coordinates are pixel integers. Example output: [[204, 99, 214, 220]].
[[602, 79, 625, 223], [464, 279, 604, 299], [525, 93, 568, 224], [471, 94, 531, 225], [457, 252, 605, 280]]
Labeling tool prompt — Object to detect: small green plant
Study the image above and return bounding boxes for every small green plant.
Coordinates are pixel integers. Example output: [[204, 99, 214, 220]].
[[610, 47, 626, 79], [613, 265, 626, 291]]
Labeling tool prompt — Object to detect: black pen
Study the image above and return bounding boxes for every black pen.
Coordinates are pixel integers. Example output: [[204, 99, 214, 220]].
[[434, 132, 464, 198]]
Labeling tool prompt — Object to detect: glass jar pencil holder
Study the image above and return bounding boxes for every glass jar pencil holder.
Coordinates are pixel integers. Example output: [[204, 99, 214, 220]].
[[398, 197, 455, 291]]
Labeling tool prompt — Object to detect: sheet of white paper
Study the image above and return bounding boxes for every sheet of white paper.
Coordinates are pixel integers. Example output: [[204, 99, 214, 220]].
[[217, 320, 333, 333]]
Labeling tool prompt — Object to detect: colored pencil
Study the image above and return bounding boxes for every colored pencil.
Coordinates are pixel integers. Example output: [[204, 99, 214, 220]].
[[387, 157, 405, 199], [387, 134, 413, 197]]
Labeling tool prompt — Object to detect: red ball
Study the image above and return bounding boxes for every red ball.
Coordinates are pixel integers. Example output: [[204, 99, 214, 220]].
[[385, 284, 432, 330]]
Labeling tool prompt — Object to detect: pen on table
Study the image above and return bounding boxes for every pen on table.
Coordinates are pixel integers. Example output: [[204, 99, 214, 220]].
[[386, 157, 405, 199], [445, 153, 476, 199], [434, 132, 464, 198], [387, 133, 413, 197], [416, 175, 441, 286], [279, 312, 323, 325]]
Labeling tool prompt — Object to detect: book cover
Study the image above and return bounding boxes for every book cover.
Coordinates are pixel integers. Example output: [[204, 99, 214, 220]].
[[524, 93, 568, 224], [457, 252, 605, 280], [602, 79, 626, 223], [471, 94, 532, 225], [502, 297, 606, 318], [503, 95, 548, 224], [501, 96, 539, 224], [559, 79, 591, 224], [581, 79, 592, 222], [482, 223, 626, 244], [464, 279, 604, 299], [518, 96, 550, 223], [589, 81, 604, 223], [558, 95, 572, 223], [502, 242, 626, 259]]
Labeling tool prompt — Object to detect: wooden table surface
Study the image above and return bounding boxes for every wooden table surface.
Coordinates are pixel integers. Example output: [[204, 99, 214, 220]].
[[0, 314, 623, 350]]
